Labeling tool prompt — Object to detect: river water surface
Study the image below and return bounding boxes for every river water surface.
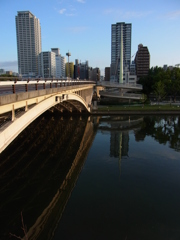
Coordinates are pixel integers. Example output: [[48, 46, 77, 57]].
[[0, 113, 180, 240]]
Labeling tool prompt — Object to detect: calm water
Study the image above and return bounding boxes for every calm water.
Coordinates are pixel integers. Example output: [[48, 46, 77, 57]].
[[0, 113, 180, 240]]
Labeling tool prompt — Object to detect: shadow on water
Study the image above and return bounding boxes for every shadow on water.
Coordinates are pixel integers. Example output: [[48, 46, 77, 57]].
[[0, 111, 96, 239]]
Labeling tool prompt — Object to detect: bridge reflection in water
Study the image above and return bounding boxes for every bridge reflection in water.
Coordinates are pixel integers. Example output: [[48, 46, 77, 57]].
[[0, 113, 144, 239], [0, 112, 96, 240]]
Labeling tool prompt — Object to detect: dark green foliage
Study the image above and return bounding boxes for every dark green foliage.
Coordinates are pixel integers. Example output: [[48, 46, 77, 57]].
[[138, 67, 180, 101]]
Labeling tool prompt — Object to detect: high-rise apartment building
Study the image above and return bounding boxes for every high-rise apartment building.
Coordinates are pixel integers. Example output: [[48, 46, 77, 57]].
[[39, 51, 56, 78], [111, 22, 131, 80], [51, 48, 66, 78], [135, 44, 150, 79], [15, 11, 41, 76]]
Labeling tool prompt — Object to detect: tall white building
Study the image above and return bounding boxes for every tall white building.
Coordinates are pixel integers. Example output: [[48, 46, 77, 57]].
[[39, 52, 56, 78], [51, 48, 66, 78], [111, 22, 131, 81], [15, 11, 42, 76]]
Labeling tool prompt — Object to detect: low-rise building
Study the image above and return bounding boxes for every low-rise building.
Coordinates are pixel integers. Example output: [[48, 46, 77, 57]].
[[65, 62, 74, 78], [6, 71, 13, 75]]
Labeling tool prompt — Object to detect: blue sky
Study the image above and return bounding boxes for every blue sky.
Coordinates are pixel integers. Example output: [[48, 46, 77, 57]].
[[0, 0, 180, 75]]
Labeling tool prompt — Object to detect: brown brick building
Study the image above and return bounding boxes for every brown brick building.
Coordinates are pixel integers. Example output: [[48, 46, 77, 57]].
[[135, 44, 150, 79], [105, 67, 110, 81]]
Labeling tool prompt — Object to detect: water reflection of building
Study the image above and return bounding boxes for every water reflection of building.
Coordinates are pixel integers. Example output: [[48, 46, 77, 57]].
[[110, 132, 129, 158], [98, 116, 143, 160]]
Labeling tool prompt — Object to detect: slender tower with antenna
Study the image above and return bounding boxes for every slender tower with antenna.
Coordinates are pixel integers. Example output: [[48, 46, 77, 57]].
[[119, 24, 123, 84]]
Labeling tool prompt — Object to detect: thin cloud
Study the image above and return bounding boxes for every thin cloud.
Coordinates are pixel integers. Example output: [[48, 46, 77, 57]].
[[66, 13, 76, 17], [165, 10, 180, 19], [123, 11, 153, 18], [57, 5, 77, 16], [103, 9, 153, 19], [56, 0, 64, 3], [103, 9, 114, 15], [76, 0, 85, 3], [59, 8, 66, 14]]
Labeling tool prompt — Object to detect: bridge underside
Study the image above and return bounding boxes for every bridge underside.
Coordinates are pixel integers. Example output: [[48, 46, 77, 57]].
[[51, 100, 89, 114], [0, 85, 95, 153]]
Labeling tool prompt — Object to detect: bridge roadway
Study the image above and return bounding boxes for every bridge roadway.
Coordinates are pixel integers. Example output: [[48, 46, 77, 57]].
[[0, 79, 95, 153], [97, 81, 143, 100], [99, 81, 143, 90]]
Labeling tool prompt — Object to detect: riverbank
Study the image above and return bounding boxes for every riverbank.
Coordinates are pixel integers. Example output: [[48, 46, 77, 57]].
[[91, 104, 180, 115]]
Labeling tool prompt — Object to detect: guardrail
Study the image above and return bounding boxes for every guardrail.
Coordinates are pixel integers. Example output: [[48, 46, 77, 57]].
[[0, 79, 95, 95]]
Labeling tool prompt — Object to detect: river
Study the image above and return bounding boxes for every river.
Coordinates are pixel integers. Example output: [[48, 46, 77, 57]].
[[0, 112, 180, 240]]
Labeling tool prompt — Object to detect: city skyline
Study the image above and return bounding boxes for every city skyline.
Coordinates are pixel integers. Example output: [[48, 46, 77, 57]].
[[0, 0, 180, 75]]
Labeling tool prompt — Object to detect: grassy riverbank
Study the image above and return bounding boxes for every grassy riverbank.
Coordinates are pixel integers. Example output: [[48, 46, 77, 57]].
[[92, 104, 180, 115]]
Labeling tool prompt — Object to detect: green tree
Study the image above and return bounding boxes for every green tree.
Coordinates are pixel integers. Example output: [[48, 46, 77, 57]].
[[153, 81, 166, 104]]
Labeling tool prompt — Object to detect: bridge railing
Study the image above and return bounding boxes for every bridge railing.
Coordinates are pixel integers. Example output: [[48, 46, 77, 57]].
[[0, 79, 95, 95]]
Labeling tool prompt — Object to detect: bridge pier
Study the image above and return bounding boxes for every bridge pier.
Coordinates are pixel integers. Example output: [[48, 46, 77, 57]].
[[25, 101, 28, 111], [12, 104, 15, 121]]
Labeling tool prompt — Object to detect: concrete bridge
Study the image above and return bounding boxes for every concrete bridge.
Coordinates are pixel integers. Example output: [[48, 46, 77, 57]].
[[96, 81, 143, 100], [0, 79, 95, 153]]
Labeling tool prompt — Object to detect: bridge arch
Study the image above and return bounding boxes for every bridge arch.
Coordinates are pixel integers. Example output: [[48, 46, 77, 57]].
[[55, 93, 90, 113], [0, 92, 91, 153]]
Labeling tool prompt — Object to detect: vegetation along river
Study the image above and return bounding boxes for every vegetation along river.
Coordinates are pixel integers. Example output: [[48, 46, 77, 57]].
[[0, 111, 180, 240]]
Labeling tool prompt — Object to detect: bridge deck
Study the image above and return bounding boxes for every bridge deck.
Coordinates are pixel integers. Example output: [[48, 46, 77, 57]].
[[99, 81, 143, 90], [99, 90, 142, 100], [0, 79, 95, 96], [0, 80, 96, 153]]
